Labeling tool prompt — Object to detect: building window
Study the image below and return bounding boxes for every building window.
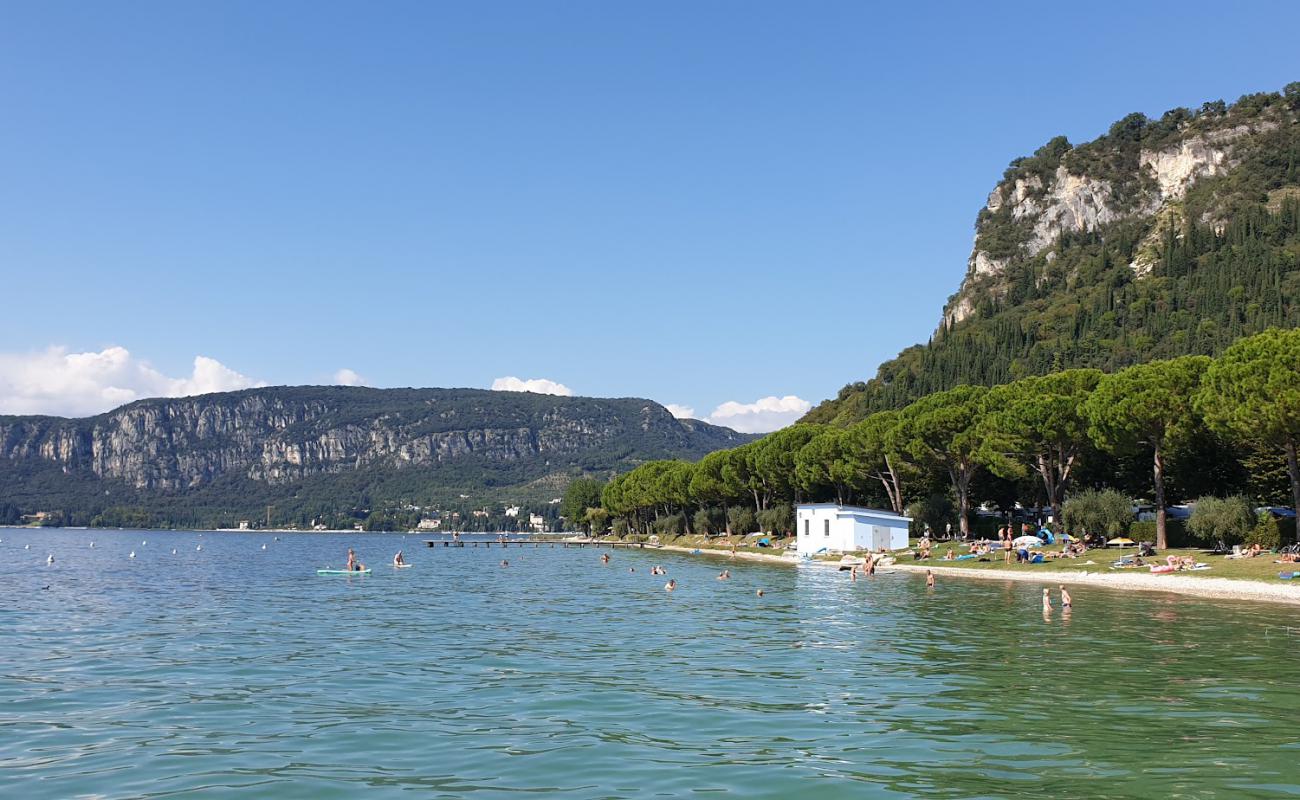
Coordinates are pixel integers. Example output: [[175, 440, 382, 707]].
[[803, 519, 809, 537], [824, 519, 830, 537]]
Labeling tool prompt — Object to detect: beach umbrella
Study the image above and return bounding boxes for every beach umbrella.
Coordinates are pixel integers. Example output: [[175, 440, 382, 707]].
[[1106, 537, 1135, 547], [1012, 535, 1043, 548]]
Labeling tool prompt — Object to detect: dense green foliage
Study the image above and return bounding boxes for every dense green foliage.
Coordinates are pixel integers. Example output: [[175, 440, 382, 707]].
[[1187, 496, 1256, 546], [1061, 489, 1134, 537], [600, 330, 1299, 549], [808, 87, 1300, 425]]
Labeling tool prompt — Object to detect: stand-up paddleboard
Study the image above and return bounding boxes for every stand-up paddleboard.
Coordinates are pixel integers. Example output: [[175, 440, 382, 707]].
[[393, 563, 413, 569], [317, 568, 371, 575]]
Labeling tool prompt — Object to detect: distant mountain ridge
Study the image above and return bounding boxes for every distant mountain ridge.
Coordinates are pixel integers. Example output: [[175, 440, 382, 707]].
[[806, 84, 1300, 425], [0, 386, 754, 526]]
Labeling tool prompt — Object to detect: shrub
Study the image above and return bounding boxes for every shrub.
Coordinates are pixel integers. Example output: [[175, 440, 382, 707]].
[[612, 518, 630, 537], [1062, 489, 1134, 537], [1129, 519, 1189, 547], [727, 506, 756, 535], [1244, 513, 1295, 549], [693, 509, 715, 536], [757, 504, 793, 535], [907, 493, 954, 537], [1188, 495, 1255, 546], [652, 513, 684, 537]]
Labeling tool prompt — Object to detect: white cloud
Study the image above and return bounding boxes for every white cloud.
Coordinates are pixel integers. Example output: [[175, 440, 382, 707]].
[[705, 395, 811, 434], [0, 346, 265, 417], [333, 368, 367, 386], [665, 403, 696, 419], [490, 376, 574, 396]]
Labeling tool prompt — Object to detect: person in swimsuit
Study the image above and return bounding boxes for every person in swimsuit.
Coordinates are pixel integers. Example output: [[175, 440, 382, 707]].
[[393, 550, 406, 566], [347, 548, 365, 571], [1042, 588, 1052, 612], [1059, 585, 1072, 608], [664, 579, 676, 592], [926, 569, 934, 587], [718, 569, 730, 580], [756, 588, 764, 597], [601, 553, 610, 564], [500, 559, 509, 567]]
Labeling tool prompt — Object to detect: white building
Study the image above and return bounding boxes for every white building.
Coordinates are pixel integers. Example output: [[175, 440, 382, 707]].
[[795, 504, 911, 556], [529, 513, 546, 532], [417, 518, 442, 530]]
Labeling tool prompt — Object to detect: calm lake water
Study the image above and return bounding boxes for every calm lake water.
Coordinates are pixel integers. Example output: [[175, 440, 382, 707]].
[[2, 529, 1299, 799]]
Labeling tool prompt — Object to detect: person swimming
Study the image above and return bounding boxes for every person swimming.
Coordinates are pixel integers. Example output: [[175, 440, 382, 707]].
[[393, 550, 406, 566], [600, 553, 610, 564], [500, 559, 509, 567], [756, 588, 764, 597], [664, 579, 676, 592], [717, 569, 730, 580]]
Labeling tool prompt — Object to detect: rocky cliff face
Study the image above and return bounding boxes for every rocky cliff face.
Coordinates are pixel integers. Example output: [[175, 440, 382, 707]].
[[943, 110, 1284, 328], [0, 387, 752, 492], [804, 86, 1300, 426]]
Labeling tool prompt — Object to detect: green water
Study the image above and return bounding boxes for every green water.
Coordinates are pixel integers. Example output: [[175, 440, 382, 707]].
[[2, 529, 1298, 798]]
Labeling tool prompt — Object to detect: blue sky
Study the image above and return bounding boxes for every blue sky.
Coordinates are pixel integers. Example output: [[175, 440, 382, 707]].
[[2, 1, 1298, 429]]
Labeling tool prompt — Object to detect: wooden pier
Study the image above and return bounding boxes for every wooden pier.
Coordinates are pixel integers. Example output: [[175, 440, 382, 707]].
[[424, 539, 650, 549]]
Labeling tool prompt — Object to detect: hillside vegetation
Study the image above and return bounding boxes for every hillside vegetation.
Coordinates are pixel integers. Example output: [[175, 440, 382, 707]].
[[807, 84, 1300, 425]]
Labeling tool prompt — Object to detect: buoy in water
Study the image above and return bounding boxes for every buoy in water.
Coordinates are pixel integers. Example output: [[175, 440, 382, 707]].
[[129, 551, 136, 559], [261, 544, 267, 550]]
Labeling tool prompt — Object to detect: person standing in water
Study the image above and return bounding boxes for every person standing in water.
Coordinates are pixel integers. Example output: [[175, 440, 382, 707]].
[[600, 553, 610, 564], [926, 569, 934, 588], [664, 579, 676, 592], [1059, 585, 1072, 609], [1042, 588, 1052, 612]]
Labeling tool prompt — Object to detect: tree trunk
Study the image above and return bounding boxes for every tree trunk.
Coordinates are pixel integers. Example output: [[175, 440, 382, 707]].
[[1286, 439, 1300, 527], [952, 464, 971, 539], [722, 503, 732, 536], [1152, 445, 1168, 550]]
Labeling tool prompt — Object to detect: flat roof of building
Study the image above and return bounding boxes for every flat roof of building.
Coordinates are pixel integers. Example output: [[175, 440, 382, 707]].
[[795, 503, 910, 522]]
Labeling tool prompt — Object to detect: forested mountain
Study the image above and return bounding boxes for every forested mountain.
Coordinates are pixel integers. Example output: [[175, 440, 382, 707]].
[[0, 387, 753, 528], [806, 84, 1300, 425]]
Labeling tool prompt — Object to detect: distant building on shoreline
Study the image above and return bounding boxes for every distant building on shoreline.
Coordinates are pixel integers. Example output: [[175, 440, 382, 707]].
[[795, 504, 910, 556]]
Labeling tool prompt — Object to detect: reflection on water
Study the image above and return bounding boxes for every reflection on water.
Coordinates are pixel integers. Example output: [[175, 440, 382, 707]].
[[2, 529, 1298, 799]]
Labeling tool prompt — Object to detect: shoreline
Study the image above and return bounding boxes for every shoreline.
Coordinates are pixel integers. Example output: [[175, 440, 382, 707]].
[[596, 539, 1300, 606], [886, 562, 1300, 606]]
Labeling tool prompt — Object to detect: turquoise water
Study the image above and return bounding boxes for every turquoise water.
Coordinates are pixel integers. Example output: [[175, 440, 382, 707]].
[[2, 529, 1299, 799]]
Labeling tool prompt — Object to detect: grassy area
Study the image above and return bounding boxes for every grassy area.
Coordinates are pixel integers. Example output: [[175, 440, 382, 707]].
[[887, 539, 1299, 583]]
